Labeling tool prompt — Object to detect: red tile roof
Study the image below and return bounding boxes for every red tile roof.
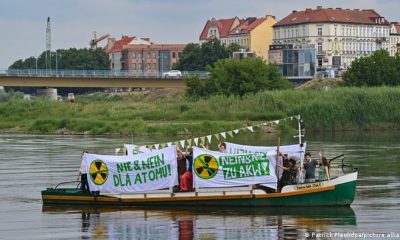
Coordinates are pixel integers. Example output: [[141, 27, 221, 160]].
[[199, 18, 237, 40], [274, 7, 389, 27], [106, 36, 134, 53], [229, 17, 265, 35]]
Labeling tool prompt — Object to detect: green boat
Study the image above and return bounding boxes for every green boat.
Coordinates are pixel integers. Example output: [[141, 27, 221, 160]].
[[42, 171, 357, 207]]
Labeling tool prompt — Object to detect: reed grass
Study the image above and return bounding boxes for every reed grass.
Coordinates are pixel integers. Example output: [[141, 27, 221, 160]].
[[1, 87, 399, 135]]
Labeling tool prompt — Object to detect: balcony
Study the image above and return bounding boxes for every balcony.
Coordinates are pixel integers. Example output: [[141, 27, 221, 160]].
[[376, 37, 387, 43], [317, 50, 326, 56]]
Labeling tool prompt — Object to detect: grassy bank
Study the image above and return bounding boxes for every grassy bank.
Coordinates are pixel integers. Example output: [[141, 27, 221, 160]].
[[0, 87, 399, 135]]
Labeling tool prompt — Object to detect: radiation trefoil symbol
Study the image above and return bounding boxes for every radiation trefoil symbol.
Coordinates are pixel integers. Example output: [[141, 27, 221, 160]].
[[89, 160, 108, 185], [194, 154, 219, 179]]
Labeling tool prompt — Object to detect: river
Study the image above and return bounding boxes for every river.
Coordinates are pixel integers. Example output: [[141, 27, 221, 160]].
[[0, 132, 399, 239]]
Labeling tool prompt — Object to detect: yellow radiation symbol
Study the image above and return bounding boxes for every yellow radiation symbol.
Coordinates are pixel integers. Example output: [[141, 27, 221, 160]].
[[194, 154, 219, 179], [89, 160, 108, 185]]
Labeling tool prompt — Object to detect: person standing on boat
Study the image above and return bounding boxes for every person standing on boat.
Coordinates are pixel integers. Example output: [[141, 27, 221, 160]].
[[218, 142, 227, 153], [318, 152, 331, 181], [77, 150, 90, 192], [277, 157, 298, 191], [303, 152, 318, 183]]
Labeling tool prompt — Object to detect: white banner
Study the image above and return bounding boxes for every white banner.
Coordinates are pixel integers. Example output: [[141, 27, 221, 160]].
[[124, 144, 151, 156], [83, 146, 178, 193], [225, 142, 306, 181], [192, 147, 278, 190]]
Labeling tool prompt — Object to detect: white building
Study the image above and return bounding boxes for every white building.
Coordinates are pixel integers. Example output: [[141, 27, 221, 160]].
[[389, 22, 400, 56], [273, 7, 390, 69]]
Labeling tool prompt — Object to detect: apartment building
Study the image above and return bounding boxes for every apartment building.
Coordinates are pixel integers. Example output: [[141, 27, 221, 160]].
[[390, 22, 400, 56], [272, 6, 390, 69], [200, 15, 277, 60], [121, 44, 186, 74]]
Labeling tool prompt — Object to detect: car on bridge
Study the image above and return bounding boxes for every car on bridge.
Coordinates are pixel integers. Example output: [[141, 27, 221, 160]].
[[162, 70, 182, 78]]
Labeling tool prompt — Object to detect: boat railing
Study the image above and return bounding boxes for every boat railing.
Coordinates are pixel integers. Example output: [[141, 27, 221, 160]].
[[54, 181, 80, 190]]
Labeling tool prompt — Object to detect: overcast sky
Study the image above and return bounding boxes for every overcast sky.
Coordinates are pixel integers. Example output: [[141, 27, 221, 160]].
[[0, 0, 398, 68]]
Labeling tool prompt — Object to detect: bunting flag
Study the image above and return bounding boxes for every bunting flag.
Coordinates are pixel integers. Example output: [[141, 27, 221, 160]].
[[214, 134, 220, 141], [220, 132, 226, 139], [206, 135, 212, 143], [115, 148, 121, 154], [138, 116, 300, 152], [180, 140, 186, 148], [227, 131, 234, 138]]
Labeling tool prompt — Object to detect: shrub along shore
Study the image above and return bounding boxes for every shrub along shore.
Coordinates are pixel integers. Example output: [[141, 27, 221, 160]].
[[0, 87, 399, 136]]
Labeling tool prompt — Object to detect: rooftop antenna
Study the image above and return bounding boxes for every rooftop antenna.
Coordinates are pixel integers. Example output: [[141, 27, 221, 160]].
[[46, 17, 51, 71]]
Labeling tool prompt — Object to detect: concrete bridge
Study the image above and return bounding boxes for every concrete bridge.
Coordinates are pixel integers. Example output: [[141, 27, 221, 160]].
[[0, 69, 209, 88]]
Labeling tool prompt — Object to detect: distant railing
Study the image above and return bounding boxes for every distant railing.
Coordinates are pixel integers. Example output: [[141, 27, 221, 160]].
[[0, 69, 211, 79]]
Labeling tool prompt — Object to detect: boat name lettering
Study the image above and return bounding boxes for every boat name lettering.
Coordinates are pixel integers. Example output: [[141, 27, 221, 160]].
[[295, 182, 323, 190]]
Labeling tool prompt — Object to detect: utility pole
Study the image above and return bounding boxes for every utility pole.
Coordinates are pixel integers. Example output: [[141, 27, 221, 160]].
[[46, 17, 51, 73]]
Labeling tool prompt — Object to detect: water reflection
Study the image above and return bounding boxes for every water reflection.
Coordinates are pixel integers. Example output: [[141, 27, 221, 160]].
[[42, 206, 356, 240]]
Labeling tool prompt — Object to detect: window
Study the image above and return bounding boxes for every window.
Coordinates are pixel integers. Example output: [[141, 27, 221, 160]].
[[138, 53, 142, 59], [172, 52, 176, 58], [152, 52, 156, 58], [147, 52, 150, 58], [132, 63, 136, 70], [132, 53, 136, 59], [318, 42, 323, 53], [318, 27, 322, 36]]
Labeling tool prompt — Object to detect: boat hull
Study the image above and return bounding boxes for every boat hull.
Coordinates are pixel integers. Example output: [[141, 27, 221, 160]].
[[42, 172, 357, 207]]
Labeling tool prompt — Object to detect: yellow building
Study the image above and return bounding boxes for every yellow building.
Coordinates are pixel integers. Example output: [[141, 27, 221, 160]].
[[200, 15, 277, 61]]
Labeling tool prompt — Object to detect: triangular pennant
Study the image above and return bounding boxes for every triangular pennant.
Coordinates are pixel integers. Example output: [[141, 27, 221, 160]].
[[214, 134, 220, 141], [227, 131, 234, 138], [246, 126, 254, 132], [233, 129, 239, 134], [290, 117, 293, 120], [180, 140, 186, 148], [261, 122, 267, 126], [147, 145, 153, 150], [206, 135, 212, 143], [187, 139, 193, 146], [295, 115, 300, 120], [194, 138, 199, 146], [167, 142, 173, 147], [220, 132, 226, 139], [115, 148, 121, 154], [154, 144, 160, 150], [273, 120, 280, 125], [200, 136, 206, 144]]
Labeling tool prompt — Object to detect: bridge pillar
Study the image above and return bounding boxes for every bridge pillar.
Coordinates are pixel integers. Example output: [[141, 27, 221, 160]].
[[37, 88, 58, 101]]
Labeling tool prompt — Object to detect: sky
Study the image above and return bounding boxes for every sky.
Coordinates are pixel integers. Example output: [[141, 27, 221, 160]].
[[0, 0, 399, 68]]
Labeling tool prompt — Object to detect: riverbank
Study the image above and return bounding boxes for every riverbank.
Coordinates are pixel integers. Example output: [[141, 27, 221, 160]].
[[1, 87, 399, 135]]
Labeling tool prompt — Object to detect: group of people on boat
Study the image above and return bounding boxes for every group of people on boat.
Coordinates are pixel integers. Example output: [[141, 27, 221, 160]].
[[277, 151, 331, 191], [77, 143, 331, 194]]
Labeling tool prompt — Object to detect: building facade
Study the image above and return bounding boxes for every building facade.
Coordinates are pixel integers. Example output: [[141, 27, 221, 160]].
[[105, 36, 152, 71], [389, 22, 400, 56], [200, 15, 277, 60], [273, 7, 390, 70], [269, 44, 316, 79], [121, 44, 186, 75]]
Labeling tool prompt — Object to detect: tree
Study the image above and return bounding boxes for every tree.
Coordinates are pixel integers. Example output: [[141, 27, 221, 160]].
[[186, 58, 292, 97], [343, 50, 400, 86], [175, 39, 241, 71]]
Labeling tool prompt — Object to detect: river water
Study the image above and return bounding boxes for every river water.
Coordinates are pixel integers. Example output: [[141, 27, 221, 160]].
[[0, 132, 399, 240]]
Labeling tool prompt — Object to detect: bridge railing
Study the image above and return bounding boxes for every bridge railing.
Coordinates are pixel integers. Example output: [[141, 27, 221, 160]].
[[0, 69, 211, 79]]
